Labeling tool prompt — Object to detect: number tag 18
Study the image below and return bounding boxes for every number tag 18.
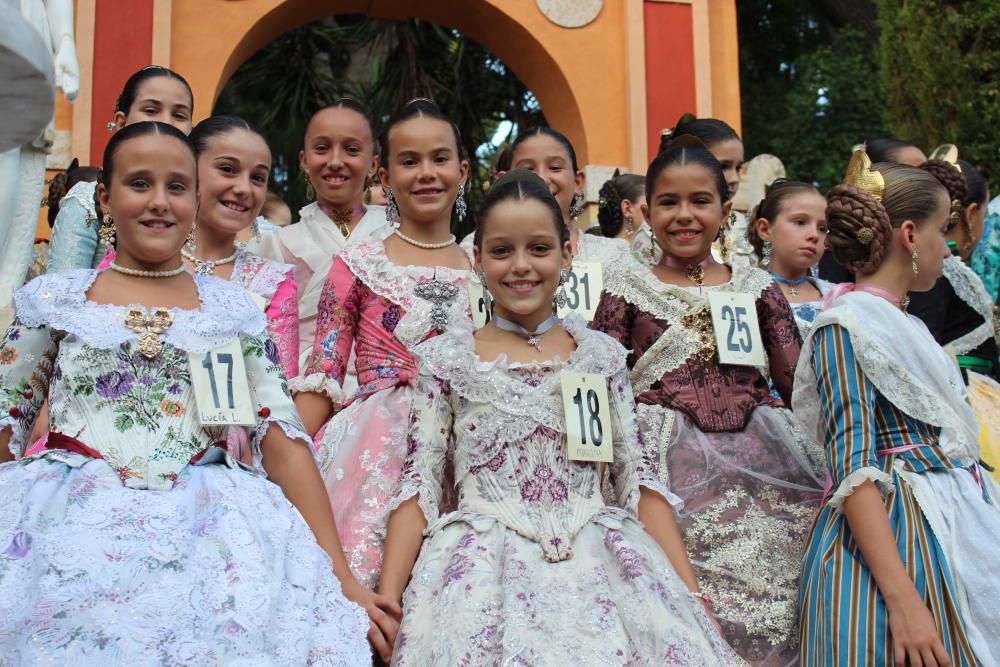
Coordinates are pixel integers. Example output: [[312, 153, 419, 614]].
[[707, 291, 766, 367], [560, 371, 613, 463], [556, 262, 603, 322], [468, 281, 491, 329], [187, 339, 257, 426]]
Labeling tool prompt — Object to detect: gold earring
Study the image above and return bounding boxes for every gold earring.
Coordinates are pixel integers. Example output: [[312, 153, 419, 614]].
[[98, 212, 116, 245]]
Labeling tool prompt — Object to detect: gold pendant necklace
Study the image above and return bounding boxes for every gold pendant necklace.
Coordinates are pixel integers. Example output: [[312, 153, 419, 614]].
[[124, 307, 174, 358]]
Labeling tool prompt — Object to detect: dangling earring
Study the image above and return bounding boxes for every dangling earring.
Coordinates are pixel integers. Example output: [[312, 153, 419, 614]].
[[455, 183, 468, 221], [625, 215, 634, 235], [569, 192, 584, 220], [106, 121, 116, 132], [809, 264, 819, 279], [364, 176, 373, 205], [728, 211, 737, 228], [186, 223, 197, 253], [715, 224, 730, 262], [477, 271, 492, 314], [302, 171, 315, 201], [761, 240, 772, 268], [98, 212, 116, 246], [385, 189, 400, 222], [555, 267, 570, 309], [911, 248, 919, 276], [250, 216, 261, 241]]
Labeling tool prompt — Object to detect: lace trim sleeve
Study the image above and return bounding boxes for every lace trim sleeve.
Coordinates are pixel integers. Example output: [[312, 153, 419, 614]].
[[287, 373, 345, 405], [827, 467, 893, 510], [250, 418, 315, 472]]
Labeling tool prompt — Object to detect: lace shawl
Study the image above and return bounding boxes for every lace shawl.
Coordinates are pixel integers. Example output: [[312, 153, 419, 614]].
[[14, 269, 267, 353], [941, 255, 996, 356], [793, 291, 980, 466], [603, 261, 773, 393]]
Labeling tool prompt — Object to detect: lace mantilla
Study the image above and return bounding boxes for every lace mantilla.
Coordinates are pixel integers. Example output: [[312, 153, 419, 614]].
[[14, 270, 267, 353], [233, 251, 295, 301], [941, 255, 995, 355], [340, 238, 473, 348], [604, 261, 774, 393], [414, 315, 627, 471], [61, 180, 98, 225], [794, 292, 980, 465]]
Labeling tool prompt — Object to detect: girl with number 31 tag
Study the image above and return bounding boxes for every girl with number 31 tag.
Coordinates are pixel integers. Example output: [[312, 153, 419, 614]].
[[591, 137, 825, 666], [378, 169, 740, 665]]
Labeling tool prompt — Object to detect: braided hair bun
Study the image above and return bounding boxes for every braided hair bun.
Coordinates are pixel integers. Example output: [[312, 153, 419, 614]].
[[596, 171, 644, 238], [825, 183, 893, 274], [920, 159, 967, 226]]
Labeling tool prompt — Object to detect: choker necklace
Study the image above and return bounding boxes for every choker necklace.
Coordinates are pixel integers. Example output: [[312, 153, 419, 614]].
[[109, 261, 186, 278], [769, 272, 810, 297], [394, 228, 456, 250], [492, 314, 560, 352], [181, 247, 240, 276], [856, 283, 909, 311], [663, 254, 715, 287]]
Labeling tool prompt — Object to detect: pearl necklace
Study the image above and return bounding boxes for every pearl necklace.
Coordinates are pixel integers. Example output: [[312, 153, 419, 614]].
[[109, 261, 186, 278], [394, 228, 456, 249], [181, 247, 240, 276]]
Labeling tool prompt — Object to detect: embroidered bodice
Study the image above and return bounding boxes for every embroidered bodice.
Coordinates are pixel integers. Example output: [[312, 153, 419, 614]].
[[230, 250, 299, 379], [392, 316, 673, 563], [298, 238, 474, 406], [591, 262, 802, 432], [0, 270, 308, 490]]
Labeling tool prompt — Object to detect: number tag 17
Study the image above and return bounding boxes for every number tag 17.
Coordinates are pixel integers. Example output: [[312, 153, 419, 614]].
[[187, 339, 257, 426], [560, 371, 613, 463], [707, 292, 766, 367]]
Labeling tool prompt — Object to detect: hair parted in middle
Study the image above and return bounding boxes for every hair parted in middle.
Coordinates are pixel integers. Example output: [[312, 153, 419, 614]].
[[473, 169, 568, 249], [745, 179, 823, 259], [646, 136, 730, 202]]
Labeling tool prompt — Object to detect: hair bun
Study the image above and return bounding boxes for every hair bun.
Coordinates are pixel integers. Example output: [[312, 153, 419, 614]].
[[662, 134, 708, 153], [920, 159, 967, 223], [825, 183, 893, 273]]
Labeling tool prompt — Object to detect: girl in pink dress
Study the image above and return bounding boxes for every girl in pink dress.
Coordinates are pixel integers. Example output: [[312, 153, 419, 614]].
[[296, 99, 474, 593]]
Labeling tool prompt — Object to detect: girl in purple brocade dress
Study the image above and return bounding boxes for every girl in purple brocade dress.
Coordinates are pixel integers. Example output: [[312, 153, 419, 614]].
[[591, 139, 824, 666]]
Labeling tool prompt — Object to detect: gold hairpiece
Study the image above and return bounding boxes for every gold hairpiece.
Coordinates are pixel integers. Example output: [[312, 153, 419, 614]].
[[929, 144, 962, 172], [844, 150, 885, 202]]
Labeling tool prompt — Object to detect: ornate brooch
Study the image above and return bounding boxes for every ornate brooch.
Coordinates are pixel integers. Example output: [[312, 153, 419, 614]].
[[414, 274, 459, 333], [124, 307, 174, 358]]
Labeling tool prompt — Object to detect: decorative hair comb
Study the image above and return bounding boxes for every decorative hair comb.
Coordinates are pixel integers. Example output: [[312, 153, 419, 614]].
[[928, 144, 962, 172], [843, 149, 885, 202]]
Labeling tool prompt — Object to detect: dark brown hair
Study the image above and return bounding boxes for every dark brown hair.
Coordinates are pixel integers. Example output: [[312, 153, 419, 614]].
[[745, 179, 824, 258], [597, 172, 644, 237]]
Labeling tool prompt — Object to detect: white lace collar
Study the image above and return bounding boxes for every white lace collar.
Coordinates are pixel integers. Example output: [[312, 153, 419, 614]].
[[793, 291, 980, 464], [14, 269, 267, 353], [941, 255, 995, 355]]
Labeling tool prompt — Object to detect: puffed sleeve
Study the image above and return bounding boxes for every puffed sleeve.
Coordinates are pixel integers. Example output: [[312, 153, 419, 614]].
[[48, 187, 102, 273], [0, 317, 59, 458], [265, 269, 300, 381], [606, 365, 683, 515], [812, 323, 893, 509], [292, 257, 360, 407], [385, 362, 454, 525], [758, 281, 803, 405], [240, 332, 313, 469]]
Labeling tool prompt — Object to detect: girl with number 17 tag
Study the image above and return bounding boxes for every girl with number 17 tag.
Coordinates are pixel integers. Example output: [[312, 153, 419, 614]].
[[378, 169, 740, 665]]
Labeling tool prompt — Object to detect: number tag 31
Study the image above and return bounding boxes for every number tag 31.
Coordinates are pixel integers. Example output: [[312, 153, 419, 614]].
[[560, 371, 613, 463], [708, 292, 766, 367], [556, 262, 603, 322], [188, 339, 257, 426], [468, 281, 491, 329]]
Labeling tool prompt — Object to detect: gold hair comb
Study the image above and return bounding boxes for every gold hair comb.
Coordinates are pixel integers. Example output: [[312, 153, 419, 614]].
[[844, 149, 885, 202], [929, 144, 962, 172]]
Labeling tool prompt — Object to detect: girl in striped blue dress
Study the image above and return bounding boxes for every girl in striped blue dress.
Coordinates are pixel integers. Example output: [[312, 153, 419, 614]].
[[794, 151, 1000, 667]]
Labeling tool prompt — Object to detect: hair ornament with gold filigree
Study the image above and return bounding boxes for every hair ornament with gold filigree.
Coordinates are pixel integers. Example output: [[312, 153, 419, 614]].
[[844, 149, 885, 202], [824, 149, 894, 273], [923, 144, 966, 228]]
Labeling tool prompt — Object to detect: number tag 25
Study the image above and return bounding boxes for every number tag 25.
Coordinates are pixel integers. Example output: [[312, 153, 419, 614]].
[[560, 371, 613, 463], [556, 262, 603, 322], [707, 292, 766, 367], [187, 339, 257, 426]]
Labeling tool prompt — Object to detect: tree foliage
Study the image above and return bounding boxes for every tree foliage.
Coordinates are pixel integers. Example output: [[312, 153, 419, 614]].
[[214, 14, 544, 231], [876, 0, 1000, 182]]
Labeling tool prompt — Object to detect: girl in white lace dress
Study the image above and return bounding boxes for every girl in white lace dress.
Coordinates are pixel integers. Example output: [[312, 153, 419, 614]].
[[379, 170, 742, 666], [0, 122, 374, 665]]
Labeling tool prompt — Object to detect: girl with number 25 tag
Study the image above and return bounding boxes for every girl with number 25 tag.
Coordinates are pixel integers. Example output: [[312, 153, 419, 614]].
[[378, 170, 740, 665], [591, 137, 825, 666]]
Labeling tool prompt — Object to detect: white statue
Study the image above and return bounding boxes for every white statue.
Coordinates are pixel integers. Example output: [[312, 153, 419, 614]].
[[0, 0, 79, 325]]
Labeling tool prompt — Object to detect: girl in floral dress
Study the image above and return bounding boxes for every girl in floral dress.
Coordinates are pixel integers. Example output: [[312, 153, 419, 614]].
[[745, 180, 833, 337], [379, 169, 741, 666], [294, 100, 475, 611], [0, 122, 377, 664], [591, 139, 824, 666]]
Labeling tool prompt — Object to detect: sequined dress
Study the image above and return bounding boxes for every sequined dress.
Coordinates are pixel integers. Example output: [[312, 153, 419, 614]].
[[0, 270, 369, 665], [387, 316, 743, 666], [591, 261, 825, 667], [295, 238, 473, 589]]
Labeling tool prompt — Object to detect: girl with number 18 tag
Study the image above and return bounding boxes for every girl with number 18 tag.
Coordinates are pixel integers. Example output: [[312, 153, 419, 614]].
[[378, 169, 740, 665]]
